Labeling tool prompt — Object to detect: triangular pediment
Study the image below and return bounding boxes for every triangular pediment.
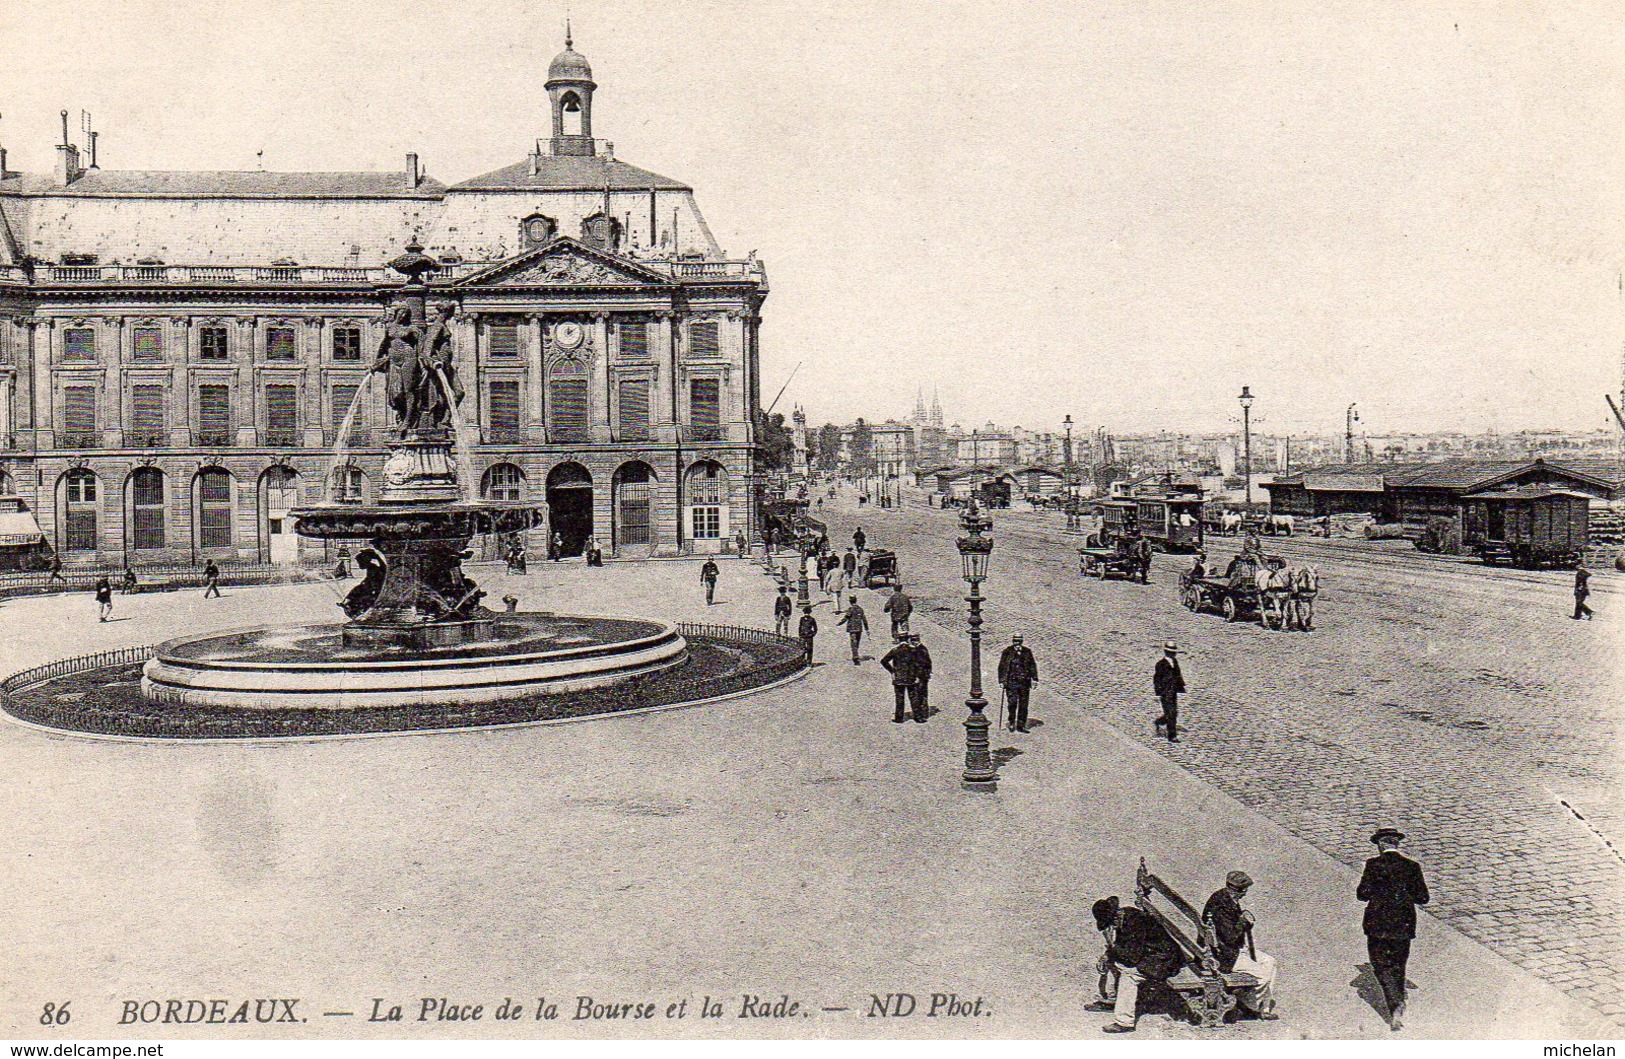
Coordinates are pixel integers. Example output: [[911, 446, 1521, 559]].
[[452, 237, 672, 288]]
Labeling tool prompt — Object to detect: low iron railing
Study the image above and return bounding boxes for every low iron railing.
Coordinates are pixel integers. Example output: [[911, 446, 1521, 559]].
[[2, 644, 157, 696], [0, 625, 809, 738]]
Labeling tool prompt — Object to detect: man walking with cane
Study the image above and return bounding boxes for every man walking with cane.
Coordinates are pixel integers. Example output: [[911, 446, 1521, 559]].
[[997, 634, 1038, 733]]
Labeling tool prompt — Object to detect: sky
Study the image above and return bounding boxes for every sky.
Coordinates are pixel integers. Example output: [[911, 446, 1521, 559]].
[[2, 0, 1623, 437]]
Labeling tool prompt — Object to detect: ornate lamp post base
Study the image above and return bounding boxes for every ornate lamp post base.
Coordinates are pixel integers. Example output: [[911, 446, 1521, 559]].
[[962, 696, 997, 786]]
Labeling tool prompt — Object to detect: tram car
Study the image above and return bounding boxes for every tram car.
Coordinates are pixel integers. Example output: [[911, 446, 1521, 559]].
[[1460, 486, 1590, 569], [760, 499, 827, 552], [1093, 495, 1205, 553]]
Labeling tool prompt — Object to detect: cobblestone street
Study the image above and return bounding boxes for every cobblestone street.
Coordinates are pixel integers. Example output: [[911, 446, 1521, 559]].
[[822, 495, 1625, 1023]]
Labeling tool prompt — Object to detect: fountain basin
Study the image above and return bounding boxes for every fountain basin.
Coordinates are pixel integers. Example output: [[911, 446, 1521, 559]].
[[140, 613, 687, 710]]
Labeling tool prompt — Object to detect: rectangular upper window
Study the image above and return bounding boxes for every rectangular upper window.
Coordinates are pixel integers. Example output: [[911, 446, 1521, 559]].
[[266, 327, 297, 361], [265, 384, 299, 439], [131, 385, 165, 437], [62, 386, 97, 434], [618, 377, 651, 441], [549, 377, 589, 442], [688, 320, 720, 358], [332, 326, 362, 362], [619, 320, 650, 359], [689, 377, 721, 441], [132, 327, 164, 360], [331, 383, 360, 433], [63, 328, 96, 361], [200, 326, 229, 360], [489, 318, 521, 358], [198, 384, 231, 440], [488, 380, 521, 435]]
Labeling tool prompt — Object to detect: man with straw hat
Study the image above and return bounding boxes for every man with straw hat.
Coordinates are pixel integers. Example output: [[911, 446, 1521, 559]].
[[1153, 641, 1186, 743]]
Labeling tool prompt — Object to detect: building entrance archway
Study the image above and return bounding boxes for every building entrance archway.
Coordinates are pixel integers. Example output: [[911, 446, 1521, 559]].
[[545, 462, 593, 557]]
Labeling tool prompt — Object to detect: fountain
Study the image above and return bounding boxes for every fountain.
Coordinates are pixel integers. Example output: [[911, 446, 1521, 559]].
[[137, 242, 689, 710]]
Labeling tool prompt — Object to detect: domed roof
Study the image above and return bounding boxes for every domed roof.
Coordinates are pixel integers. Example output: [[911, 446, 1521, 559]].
[[547, 30, 593, 83]]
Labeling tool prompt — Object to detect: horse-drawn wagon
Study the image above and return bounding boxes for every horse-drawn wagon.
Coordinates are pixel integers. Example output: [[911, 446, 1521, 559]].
[[1182, 557, 1263, 623], [1182, 553, 1319, 630], [1079, 545, 1142, 581]]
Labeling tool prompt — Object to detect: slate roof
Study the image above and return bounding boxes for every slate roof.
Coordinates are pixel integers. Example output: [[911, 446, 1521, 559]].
[[452, 155, 690, 192], [1461, 484, 1596, 501], [1386, 460, 1527, 490], [1263, 462, 1432, 489], [0, 170, 447, 199]]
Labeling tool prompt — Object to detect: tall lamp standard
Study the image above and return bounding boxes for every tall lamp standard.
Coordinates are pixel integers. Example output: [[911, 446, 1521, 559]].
[[1238, 386, 1255, 507], [1062, 414, 1075, 529], [795, 526, 814, 619], [956, 499, 997, 787], [1346, 402, 1360, 464]]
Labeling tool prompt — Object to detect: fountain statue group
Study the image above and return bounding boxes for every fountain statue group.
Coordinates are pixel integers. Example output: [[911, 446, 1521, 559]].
[[374, 301, 465, 437]]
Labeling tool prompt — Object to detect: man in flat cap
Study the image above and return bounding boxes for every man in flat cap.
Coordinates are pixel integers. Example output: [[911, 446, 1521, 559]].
[[1357, 828, 1430, 1030], [1202, 871, 1278, 1019], [1153, 641, 1186, 742], [1089, 896, 1184, 1034]]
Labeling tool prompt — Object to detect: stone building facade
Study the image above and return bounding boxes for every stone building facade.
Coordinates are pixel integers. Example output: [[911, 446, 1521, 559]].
[[0, 34, 767, 564]]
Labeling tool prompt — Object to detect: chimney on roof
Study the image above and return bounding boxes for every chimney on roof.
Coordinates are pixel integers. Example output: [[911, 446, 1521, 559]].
[[405, 152, 420, 188], [55, 111, 82, 186]]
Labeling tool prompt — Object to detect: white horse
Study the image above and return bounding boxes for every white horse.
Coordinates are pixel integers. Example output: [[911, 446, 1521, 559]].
[[1219, 512, 1245, 536], [1288, 565, 1320, 631], [1262, 514, 1295, 536], [1253, 563, 1294, 629]]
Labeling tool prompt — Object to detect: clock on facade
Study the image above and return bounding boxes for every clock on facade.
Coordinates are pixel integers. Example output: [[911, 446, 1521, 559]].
[[553, 321, 585, 349]]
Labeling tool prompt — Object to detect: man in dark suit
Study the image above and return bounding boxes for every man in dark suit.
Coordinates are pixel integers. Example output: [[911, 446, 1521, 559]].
[[879, 636, 922, 724], [1357, 827, 1430, 1030], [1153, 641, 1185, 742], [1089, 896, 1184, 1033], [909, 633, 932, 717], [997, 634, 1039, 732]]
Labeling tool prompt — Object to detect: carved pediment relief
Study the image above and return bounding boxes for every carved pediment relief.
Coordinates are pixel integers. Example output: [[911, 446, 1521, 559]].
[[502, 251, 637, 287], [453, 237, 670, 289]]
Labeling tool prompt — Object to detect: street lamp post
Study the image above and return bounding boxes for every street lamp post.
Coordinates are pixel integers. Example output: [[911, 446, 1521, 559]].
[[1346, 402, 1360, 464], [1238, 386, 1255, 506], [796, 527, 814, 619], [1062, 414, 1075, 529], [956, 499, 997, 787]]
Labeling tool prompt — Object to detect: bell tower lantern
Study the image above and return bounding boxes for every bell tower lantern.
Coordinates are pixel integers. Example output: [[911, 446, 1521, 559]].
[[546, 25, 597, 157]]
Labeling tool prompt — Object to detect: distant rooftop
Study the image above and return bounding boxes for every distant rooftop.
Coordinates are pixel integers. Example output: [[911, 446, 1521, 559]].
[[0, 170, 448, 199], [453, 155, 690, 193]]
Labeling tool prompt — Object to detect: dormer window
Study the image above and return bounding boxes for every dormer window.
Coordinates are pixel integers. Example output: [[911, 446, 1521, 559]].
[[60, 253, 98, 266], [521, 215, 557, 248], [581, 212, 621, 251]]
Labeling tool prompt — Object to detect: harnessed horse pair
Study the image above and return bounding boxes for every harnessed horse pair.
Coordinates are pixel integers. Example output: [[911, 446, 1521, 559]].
[[1251, 562, 1319, 630]]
